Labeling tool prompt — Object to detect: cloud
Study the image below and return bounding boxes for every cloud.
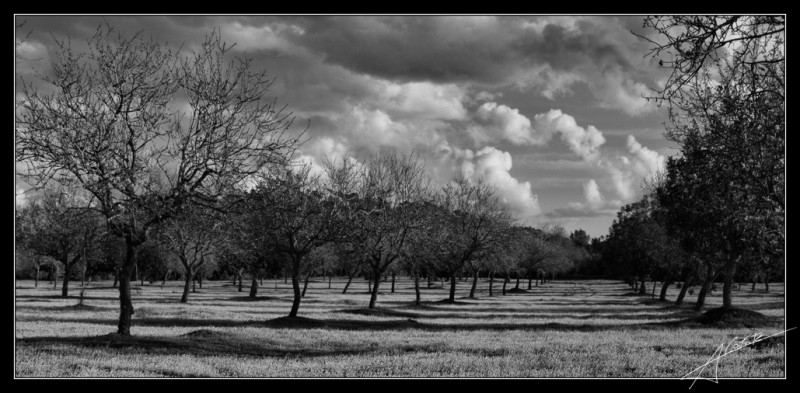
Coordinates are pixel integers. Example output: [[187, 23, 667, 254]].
[[533, 109, 606, 161], [595, 135, 666, 203], [546, 179, 622, 218], [472, 102, 551, 145], [276, 16, 661, 116], [626, 134, 666, 178], [587, 67, 654, 116], [447, 146, 542, 223], [583, 179, 604, 209]]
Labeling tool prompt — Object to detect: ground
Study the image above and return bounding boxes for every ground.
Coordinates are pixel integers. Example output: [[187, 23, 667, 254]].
[[15, 277, 786, 378]]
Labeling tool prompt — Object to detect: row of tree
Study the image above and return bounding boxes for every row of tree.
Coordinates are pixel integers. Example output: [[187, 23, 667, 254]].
[[596, 16, 785, 311], [15, 154, 592, 317]]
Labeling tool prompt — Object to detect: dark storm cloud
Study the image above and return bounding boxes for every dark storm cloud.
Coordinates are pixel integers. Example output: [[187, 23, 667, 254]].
[[278, 16, 654, 87], [282, 16, 520, 85]]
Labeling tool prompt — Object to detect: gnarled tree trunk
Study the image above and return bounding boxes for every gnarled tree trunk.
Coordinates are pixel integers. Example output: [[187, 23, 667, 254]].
[[448, 273, 457, 302], [694, 265, 719, 311], [342, 274, 353, 294], [249, 275, 259, 298], [413, 271, 421, 306], [117, 237, 137, 336], [301, 272, 311, 297], [659, 280, 672, 301], [469, 268, 479, 299]]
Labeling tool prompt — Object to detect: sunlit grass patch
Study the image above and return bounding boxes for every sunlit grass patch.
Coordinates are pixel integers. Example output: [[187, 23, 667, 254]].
[[15, 278, 785, 378]]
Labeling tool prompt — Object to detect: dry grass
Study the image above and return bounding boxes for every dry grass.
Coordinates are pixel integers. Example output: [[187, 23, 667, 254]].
[[15, 277, 786, 379]]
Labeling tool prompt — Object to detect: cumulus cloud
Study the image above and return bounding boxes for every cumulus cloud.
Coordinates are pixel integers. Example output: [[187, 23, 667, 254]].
[[534, 109, 606, 162], [444, 146, 542, 223], [472, 102, 551, 145], [587, 67, 654, 116], [595, 135, 666, 203], [583, 179, 604, 209]]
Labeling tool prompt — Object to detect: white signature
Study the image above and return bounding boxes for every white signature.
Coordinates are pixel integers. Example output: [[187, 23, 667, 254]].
[[681, 327, 794, 388]]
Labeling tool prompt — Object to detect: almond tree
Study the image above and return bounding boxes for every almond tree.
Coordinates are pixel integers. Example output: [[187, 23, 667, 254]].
[[242, 167, 345, 318], [641, 16, 784, 311], [332, 152, 432, 309], [16, 26, 301, 335], [15, 187, 101, 297], [431, 175, 513, 302], [155, 206, 220, 303]]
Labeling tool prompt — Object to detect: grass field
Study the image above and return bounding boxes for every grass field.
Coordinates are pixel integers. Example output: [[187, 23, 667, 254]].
[[15, 277, 786, 378]]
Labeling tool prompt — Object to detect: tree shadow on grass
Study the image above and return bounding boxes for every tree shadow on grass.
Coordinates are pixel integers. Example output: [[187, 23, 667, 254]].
[[17, 331, 374, 359], [17, 330, 516, 363], [228, 296, 292, 302], [16, 304, 114, 312]]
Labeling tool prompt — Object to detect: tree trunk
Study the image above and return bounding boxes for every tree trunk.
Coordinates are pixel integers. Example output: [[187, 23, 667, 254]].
[[198, 274, 203, 289], [765, 280, 769, 292], [161, 270, 168, 289], [659, 280, 672, 301], [112, 268, 118, 288], [638, 279, 647, 294], [391, 272, 395, 293], [722, 261, 737, 309], [342, 275, 353, 294], [301, 272, 311, 297], [502, 276, 509, 295], [368, 276, 372, 293], [61, 262, 71, 297], [368, 268, 382, 309], [469, 269, 479, 299], [133, 263, 138, 283], [249, 275, 259, 298], [237, 269, 243, 292], [35, 266, 40, 288], [448, 274, 457, 302], [752, 277, 757, 291], [489, 272, 494, 297], [181, 269, 193, 303], [53, 265, 58, 290], [289, 275, 302, 318], [694, 266, 718, 311], [633, 276, 637, 290], [117, 238, 137, 336], [675, 269, 696, 306], [288, 257, 302, 318], [427, 275, 432, 288], [652, 280, 657, 298], [414, 271, 421, 306], [528, 275, 532, 290], [515, 275, 520, 289], [192, 277, 196, 293]]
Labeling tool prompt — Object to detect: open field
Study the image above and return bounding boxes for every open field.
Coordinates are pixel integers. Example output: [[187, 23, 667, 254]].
[[15, 277, 786, 378]]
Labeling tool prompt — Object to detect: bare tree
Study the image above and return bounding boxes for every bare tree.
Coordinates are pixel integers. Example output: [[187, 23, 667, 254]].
[[331, 152, 432, 309], [431, 175, 513, 302], [156, 206, 220, 303], [15, 187, 101, 297], [15, 25, 301, 335], [242, 166, 345, 318]]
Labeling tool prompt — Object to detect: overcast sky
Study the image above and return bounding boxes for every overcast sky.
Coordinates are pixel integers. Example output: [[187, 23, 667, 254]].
[[15, 15, 678, 238]]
